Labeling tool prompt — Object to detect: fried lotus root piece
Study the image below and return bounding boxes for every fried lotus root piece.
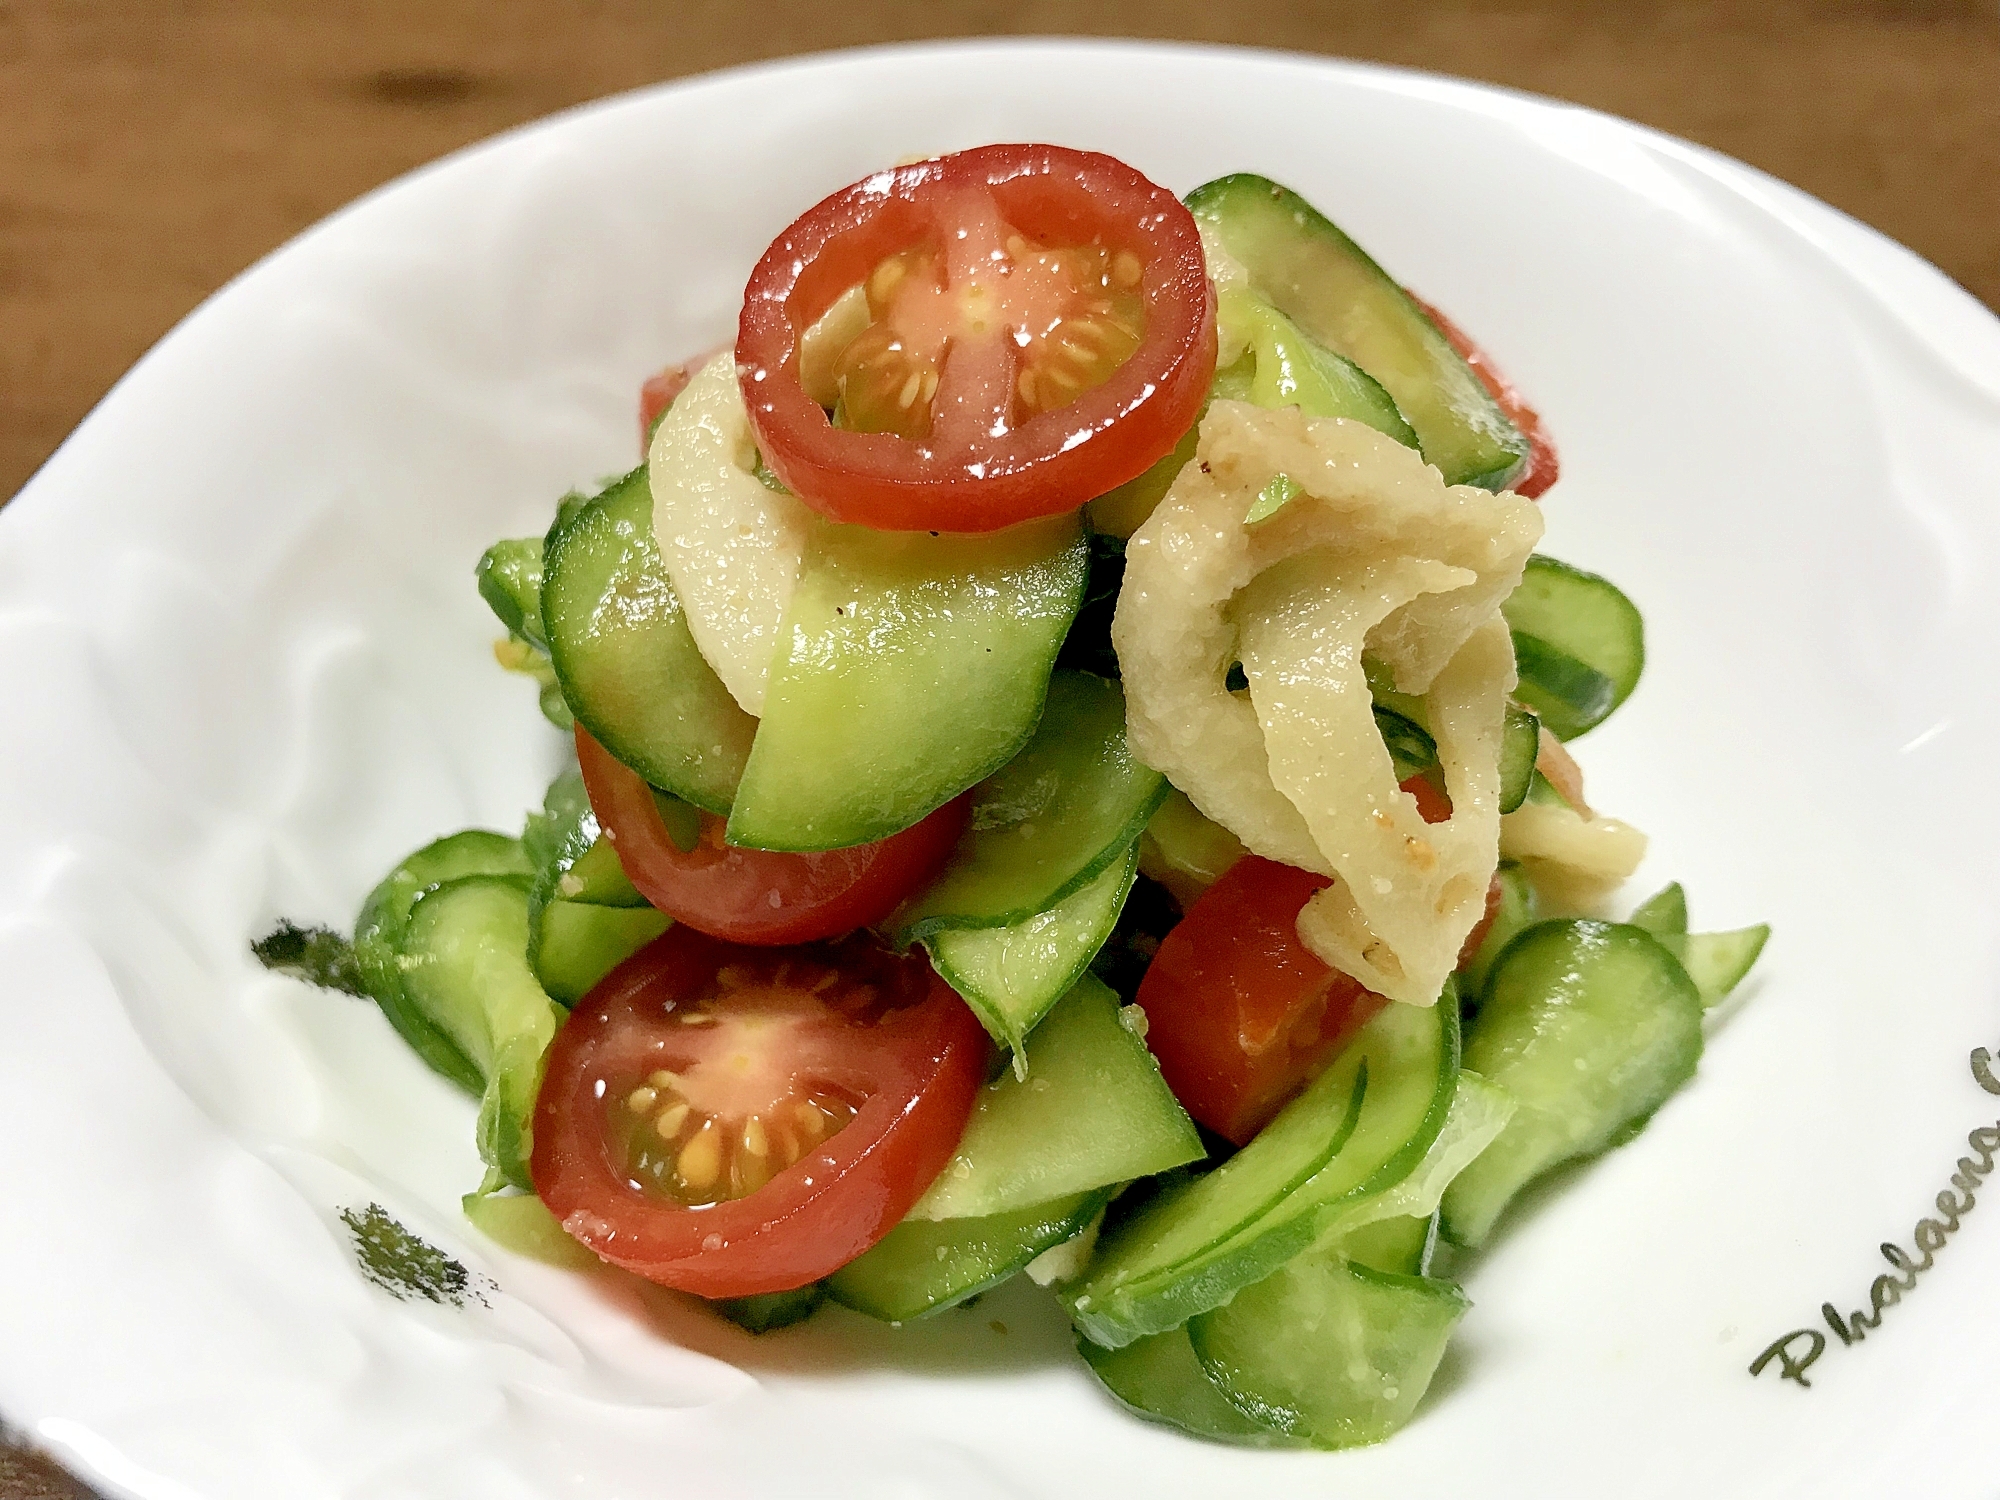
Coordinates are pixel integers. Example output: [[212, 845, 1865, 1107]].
[[1113, 401, 1542, 1006]]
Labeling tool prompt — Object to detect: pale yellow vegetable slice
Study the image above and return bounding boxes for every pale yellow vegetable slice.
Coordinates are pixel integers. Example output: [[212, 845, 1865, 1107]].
[[646, 350, 814, 716]]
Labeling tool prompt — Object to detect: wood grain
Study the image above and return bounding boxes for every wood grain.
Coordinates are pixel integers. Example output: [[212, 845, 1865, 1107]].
[[1, 1, 1995, 502]]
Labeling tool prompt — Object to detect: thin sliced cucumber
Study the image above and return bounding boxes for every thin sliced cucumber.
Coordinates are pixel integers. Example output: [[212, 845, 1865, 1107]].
[[1663, 925, 1770, 1009], [521, 771, 669, 1003], [910, 975, 1202, 1221], [1189, 1256, 1468, 1448], [1373, 705, 1436, 782], [1079, 1327, 1292, 1445], [354, 830, 533, 1094], [541, 466, 757, 813], [1214, 287, 1418, 447], [828, 1189, 1112, 1323], [1499, 705, 1540, 814], [1137, 789, 1247, 908], [1186, 174, 1529, 489], [1458, 863, 1537, 1001], [400, 875, 563, 1190], [1341, 1213, 1436, 1276], [1502, 555, 1644, 740], [522, 771, 649, 912], [712, 1285, 827, 1333], [461, 1190, 598, 1270], [1441, 920, 1702, 1247], [1066, 997, 1457, 1348], [893, 671, 1167, 943], [1628, 881, 1688, 937], [927, 843, 1140, 1053], [1334, 1069, 1516, 1239], [726, 515, 1088, 850], [1369, 671, 1535, 814], [532, 901, 670, 1006], [476, 537, 548, 651]]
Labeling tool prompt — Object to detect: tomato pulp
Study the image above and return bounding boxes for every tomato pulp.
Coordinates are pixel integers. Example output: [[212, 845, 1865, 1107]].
[[532, 927, 987, 1296], [738, 144, 1215, 532]]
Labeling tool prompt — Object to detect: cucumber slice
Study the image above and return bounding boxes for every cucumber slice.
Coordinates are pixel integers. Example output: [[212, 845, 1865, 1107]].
[[1441, 920, 1702, 1248], [1079, 1327, 1291, 1445], [1186, 174, 1529, 490], [1137, 789, 1247, 909], [1189, 1256, 1468, 1448], [828, 1189, 1112, 1323], [476, 537, 548, 651], [1066, 997, 1457, 1348], [909, 975, 1202, 1221], [712, 1285, 827, 1334], [1498, 705, 1540, 814], [522, 771, 650, 912], [541, 466, 757, 813], [927, 843, 1140, 1053], [400, 875, 563, 1190], [1215, 288, 1418, 447], [354, 830, 533, 1094], [1663, 925, 1770, 1009], [1373, 705, 1436, 782], [1336, 1069, 1516, 1239], [1502, 555, 1644, 740], [461, 1190, 598, 1270], [1628, 880, 1688, 937], [520, 771, 670, 1003], [1367, 671, 1534, 814], [531, 901, 670, 1006], [1458, 863, 1537, 1001], [726, 515, 1089, 850], [894, 672, 1166, 944], [1341, 1213, 1436, 1276]]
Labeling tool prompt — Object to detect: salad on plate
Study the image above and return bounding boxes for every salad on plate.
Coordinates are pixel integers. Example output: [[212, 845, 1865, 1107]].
[[310, 143, 1769, 1449]]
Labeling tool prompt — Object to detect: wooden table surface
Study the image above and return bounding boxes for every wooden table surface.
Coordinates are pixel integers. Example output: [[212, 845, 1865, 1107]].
[[0, 0, 1995, 1489], [3, 0, 1997, 506]]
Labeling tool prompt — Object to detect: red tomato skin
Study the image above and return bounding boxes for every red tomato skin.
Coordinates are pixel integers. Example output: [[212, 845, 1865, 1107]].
[[1409, 294, 1560, 499], [531, 927, 988, 1297], [576, 725, 967, 946], [1138, 857, 1378, 1147], [1139, 778, 1497, 1146], [737, 144, 1215, 532]]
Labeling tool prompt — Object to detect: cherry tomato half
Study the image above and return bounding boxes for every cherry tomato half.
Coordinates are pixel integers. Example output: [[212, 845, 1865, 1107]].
[[1139, 778, 1498, 1145], [1409, 294, 1560, 499], [532, 927, 987, 1296], [1137, 856, 1382, 1147], [738, 144, 1215, 532], [576, 724, 967, 946]]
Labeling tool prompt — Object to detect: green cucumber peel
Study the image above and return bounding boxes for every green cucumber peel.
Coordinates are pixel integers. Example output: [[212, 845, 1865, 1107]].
[[1067, 996, 1458, 1349], [909, 974, 1202, 1222], [353, 830, 532, 1095], [727, 516, 1089, 851], [927, 842, 1141, 1055], [541, 465, 756, 814], [893, 671, 1167, 944]]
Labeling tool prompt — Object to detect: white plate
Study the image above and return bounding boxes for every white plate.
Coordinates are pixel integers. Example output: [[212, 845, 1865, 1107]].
[[5, 39, 2000, 1500]]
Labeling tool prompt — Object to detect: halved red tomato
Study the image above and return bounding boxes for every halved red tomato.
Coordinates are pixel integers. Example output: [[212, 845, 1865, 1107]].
[[1410, 294, 1560, 499], [738, 144, 1215, 532], [1138, 778, 1498, 1145], [532, 927, 987, 1296], [1137, 856, 1381, 1147], [576, 724, 966, 946]]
